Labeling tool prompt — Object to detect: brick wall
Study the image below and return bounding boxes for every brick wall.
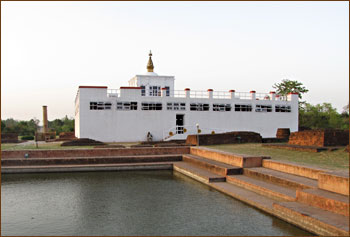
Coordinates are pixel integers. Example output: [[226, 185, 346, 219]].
[[288, 129, 349, 147], [186, 131, 262, 146], [1, 133, 19, 143], [1, 147, 190, 159], [276, 128, 290, 139]]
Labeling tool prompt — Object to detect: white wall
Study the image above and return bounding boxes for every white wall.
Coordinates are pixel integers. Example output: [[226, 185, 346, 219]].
[[75, 86, 298, 142]]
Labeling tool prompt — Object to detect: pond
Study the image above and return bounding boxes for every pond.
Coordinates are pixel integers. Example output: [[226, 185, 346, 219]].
[[1, 170, 312, 236]]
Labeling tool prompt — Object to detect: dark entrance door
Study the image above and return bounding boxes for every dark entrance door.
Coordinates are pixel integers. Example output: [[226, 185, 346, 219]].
[[176, 114, 184, 134]]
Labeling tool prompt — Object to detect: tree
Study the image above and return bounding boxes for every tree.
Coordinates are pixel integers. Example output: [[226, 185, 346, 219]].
[[299, 102, 349, 130], [273, 79, 309, 99], [1, 120, 5, 132]]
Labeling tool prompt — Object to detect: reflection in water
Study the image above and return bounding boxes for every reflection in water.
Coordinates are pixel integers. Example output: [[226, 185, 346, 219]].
[[1, 171, 313, 236]]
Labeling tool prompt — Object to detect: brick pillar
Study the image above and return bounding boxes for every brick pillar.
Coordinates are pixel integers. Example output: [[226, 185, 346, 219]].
[[43, 105, 48, 133]]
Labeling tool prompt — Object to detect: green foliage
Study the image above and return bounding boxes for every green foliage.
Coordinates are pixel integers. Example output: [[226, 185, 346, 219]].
[[299, 103, 349, 130], [21, 135, 34, 140], [2, 116, 74, 136], [1, 120, 5, 132], [48, 115, 74, 134], [273, 79, 309, 99], [1, 118, 39, 136]]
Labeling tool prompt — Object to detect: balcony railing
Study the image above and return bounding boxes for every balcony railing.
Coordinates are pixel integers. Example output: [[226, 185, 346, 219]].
[[107, 89, 290, 101]]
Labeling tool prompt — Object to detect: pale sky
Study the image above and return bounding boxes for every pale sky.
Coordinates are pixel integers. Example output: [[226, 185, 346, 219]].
[[1, 1, 349, 122]]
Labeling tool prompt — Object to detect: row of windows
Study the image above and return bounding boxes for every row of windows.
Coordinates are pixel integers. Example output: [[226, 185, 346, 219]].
[[90, 102, 112, 110], [116, 102, 137, 110], [141, 86, 170, 97], [275, 105, 292, 112], [141, 102, 162, 110], [90, 101, 291, 112], [167, 102, 186, 110]]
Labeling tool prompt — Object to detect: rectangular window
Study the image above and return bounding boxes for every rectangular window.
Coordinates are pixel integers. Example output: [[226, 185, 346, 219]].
[[167, 102, 186, 110], [235, 104, 252, 112], [275, 105, 291, 112], [165, 86, 170, 96], [116, 101, 138, 110], [90, 102, 112, 110], [256, 105, 272, 112], [141, 102, 162, 110], [141, 86, 146, 96], [190, 103, 210, 111], [149, 86, 161, 96], [213, 104, 231, 112]]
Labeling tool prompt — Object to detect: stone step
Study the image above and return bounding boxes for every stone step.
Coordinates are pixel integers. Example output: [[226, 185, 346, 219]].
[[273, 201, 349, 236], [243, 167, 318, 189], [182, 154, 242, 176], [297, 188, 349, 216], [1, 162, 176, 174], [1, 154, 182, 166], [318, 171, 349, 196], [173, 162, 226, 183], [209, 182, 275, 215], [226, 175, 296, 201], [262, 159, 328, 180], [190, 147, 267, 168]]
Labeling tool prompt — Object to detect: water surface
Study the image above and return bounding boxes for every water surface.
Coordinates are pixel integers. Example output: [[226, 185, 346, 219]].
[[1, 170, 313, 236]]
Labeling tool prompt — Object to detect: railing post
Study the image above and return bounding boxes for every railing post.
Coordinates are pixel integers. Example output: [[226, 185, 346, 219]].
[[185, 88, 190, 98], [250, 90, 256, 100], [161, 88, 167, 97], [229, 90, 235, 99], [207, 89, 213, 99]]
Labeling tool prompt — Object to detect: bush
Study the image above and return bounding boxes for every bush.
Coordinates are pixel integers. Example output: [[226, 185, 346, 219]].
[[21, 135, 34, 140]]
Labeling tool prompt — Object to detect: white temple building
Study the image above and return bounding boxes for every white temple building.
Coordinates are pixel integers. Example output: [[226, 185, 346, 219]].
[[75, 52, 298, 142]]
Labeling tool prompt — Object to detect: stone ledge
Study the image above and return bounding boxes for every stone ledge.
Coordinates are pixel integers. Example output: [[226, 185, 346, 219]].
[[318, 171, 349, 196], [262, 159, 328, 180], [1, 147, 191, 159], [296, 188, 349, 216], [273, 202, 349, 236], [190, 147, 268, 168]]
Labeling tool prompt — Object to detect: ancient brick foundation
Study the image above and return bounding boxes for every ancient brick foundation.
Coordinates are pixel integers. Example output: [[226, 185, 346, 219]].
[[35, 132, 56, 141], [186, 131, 262, 146], [61, 138, 105, 146], [288, 129, 349, 147], [276, 128, 290, 139], [1, 133, 19, 143], [1, 147, 191, 159], [55, 132, 76, 141]]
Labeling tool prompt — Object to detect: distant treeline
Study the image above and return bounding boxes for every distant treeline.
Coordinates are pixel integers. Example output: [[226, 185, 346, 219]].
[[1, 116, 74, 136], [299, 103, 349, 130], [1, 103, 349, 136]]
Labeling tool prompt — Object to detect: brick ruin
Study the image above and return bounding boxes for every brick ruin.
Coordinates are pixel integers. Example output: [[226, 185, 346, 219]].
[[186, 131, 262, 146], [288, 129, 349, 147], [276, 128, 290, 139], [1, 133, 19, 143]]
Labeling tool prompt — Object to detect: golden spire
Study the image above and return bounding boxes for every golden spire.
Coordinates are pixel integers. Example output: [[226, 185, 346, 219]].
[[147, 50, 154, 72]]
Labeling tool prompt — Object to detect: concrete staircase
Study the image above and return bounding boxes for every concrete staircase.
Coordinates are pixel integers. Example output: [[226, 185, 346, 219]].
[[174, 147, 349, 236]]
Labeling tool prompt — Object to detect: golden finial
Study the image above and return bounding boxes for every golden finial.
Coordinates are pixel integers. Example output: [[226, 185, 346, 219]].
[[147, 50, 154, 72]]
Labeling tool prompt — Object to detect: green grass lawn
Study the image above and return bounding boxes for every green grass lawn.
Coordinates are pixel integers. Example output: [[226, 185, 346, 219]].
[[206, 143, 349, 171]]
